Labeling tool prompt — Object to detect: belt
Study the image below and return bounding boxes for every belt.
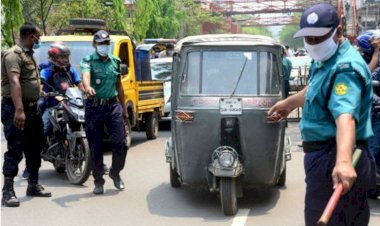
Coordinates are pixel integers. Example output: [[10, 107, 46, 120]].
[[303, 138, 367, 153], [90, 97, 117, 106]]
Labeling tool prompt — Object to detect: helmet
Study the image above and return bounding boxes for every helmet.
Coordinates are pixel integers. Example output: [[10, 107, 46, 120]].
[[48, 41, 71, 68], [357, 30, 380, 56]]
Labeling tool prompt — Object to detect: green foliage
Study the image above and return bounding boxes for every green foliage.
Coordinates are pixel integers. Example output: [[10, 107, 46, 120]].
[[242, 26, 273, 37], [279, 25, 303, 49], [133, 0, 224, 41], [1, 0, 24, 47], [176, 0, 223, 38], [21, 0, 55, 35]]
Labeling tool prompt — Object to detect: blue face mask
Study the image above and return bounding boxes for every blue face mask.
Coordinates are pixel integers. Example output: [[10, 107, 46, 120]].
[[96, 45, 110, 57], [32, 35, 41, 49]]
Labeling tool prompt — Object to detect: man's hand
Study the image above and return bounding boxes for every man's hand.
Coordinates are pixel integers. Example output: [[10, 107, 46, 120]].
[[267, 99, 293, 121], [14, 109, 26, 129], [332, 161, 357, 193], [85, 87, 96, 97]]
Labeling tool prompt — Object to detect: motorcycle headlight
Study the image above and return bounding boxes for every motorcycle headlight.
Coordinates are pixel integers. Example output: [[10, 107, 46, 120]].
[[218, 151, 235, 167], [70, 106, 85, 122]]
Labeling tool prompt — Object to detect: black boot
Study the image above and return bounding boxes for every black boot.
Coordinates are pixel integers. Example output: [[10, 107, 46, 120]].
[[26, 176, 51, 197], [109, 169, 125, 190], [2, 177, 20, 207]]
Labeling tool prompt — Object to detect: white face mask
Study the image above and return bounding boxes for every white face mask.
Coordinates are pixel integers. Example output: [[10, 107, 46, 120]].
[[304, 28, 338, 62], [96, 45, 110, 57]]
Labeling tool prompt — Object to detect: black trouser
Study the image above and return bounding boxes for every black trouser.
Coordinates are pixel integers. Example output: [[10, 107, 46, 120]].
[[1, 98, 44, 180], [85, 99, 128, 185]]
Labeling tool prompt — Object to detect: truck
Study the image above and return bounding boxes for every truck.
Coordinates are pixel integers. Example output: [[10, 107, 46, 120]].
[[35, 19, 165, 147]]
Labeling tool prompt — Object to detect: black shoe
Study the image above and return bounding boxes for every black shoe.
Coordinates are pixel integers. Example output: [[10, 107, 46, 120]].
[[26, 184, 52, 197], [109, 172, 125, 190], [93, 184, 104, 195], [2, 190, 20, 207], [22, 168, 30, 180]]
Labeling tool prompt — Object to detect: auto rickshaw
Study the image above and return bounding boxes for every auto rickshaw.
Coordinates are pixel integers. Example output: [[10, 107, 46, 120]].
[[165, 34, 291, 215]]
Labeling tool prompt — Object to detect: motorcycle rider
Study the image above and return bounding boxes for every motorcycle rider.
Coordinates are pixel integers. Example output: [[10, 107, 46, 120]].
[[357, 30, 380, 199], [22, 42, 84, 178]]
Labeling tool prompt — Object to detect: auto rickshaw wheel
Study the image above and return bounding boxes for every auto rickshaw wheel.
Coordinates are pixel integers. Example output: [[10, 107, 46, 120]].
[[169, 166, 181, 188], [220, 177, 238, 216], [146, 112, 159, 140], [277, 165, 287, 187]]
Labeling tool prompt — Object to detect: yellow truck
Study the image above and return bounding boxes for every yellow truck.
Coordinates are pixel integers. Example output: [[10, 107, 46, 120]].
[[35, 30, 165, 146]]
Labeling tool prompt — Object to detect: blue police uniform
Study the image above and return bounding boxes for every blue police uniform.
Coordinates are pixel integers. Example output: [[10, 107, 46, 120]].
[[301, 39, 377, 226], [80, 52, 127, 187]]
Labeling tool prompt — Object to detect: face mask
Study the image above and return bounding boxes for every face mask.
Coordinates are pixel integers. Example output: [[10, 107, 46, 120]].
[[96, 45, 110, 57], [32, 35, 41, 49], [304, 29, 338, 62]]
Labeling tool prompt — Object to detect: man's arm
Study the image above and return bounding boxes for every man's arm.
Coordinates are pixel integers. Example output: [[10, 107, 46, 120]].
[[369, 40, 379, 72], [82, 72, 96, 97], [268, 85, 307, 120], [116, 77, 126, 112], [8, 71, 25, 129], [333, 114, 357, 192]]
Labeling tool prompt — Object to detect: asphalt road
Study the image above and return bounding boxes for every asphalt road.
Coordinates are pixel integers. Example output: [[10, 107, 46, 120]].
[[1, 122, 380, 226]]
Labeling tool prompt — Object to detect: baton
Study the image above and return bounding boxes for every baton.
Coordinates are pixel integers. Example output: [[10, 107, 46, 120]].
[[316, 148, 362, 226]]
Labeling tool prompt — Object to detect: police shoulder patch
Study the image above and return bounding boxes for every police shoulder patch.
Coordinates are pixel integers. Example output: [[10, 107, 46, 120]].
[[334, 83, 348, 96]]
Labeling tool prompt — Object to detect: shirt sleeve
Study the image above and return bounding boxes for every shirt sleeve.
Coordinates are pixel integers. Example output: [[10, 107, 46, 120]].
[[327, 72, 363, 122], [70, 67, 82, 84], [80, 57, 91, 74], [3, 52, 21, 74]]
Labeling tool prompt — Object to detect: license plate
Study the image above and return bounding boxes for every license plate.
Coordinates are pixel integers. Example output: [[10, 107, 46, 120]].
[[220, 98, 242, 115]]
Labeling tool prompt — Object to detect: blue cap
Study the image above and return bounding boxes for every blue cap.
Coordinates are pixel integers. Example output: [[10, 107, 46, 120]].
[[293, 3, 339, 38]]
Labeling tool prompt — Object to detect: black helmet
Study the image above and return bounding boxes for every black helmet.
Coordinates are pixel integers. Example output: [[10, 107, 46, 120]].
[[48, 41, 71, 68], [93, 30, 110, 43]]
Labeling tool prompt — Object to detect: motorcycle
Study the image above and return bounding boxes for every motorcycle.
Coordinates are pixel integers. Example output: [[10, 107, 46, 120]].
[[41, 87, 91, 185]]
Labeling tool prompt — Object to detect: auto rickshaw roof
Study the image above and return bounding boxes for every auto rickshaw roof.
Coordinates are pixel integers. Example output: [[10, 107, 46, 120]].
[[40, 35, 131, 43], [175, 34, 280, 52]]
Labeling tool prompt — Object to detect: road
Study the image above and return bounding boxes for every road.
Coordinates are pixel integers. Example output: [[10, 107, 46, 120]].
[[1, 122, 380, 226]]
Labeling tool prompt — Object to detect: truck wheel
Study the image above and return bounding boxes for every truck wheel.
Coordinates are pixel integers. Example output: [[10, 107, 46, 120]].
[[170, 165, 181, 188], [220, 177, 238, 216], [70, 18, 106, 27], [125, 121, 132, 148], [146, 112, 159, 140], [277, 165, 286, 187], [66, 138, 91, 185]]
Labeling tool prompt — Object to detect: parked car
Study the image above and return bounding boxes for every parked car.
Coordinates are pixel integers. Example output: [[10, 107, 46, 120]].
[[151, 57, 172, 120]]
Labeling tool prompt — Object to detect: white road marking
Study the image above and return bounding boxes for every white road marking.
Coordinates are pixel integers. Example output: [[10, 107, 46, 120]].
[[231, 209, 250, 226]]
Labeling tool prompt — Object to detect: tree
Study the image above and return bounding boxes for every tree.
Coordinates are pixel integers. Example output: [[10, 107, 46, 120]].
[[132, 0, 155, 41], [242, 26, 273, 37], [279, 25, 303, 49], [108, 0, 127, 32], [1, 0, 24, 47], [22, 0, 55, 35]]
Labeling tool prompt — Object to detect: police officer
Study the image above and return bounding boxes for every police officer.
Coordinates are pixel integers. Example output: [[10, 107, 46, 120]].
[[268, 3, 376, 225], [1, 23, 52, 207], [80, 30, 128, 195], [357, 30, 380, 198], [282, 46, 292, 98]]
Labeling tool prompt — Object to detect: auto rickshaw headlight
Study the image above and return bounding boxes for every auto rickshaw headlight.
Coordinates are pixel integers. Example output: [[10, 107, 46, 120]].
[[218, 152, 235, 167]]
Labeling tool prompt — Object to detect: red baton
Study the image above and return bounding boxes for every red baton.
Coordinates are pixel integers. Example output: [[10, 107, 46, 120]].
[[316, 148, 362, 226]]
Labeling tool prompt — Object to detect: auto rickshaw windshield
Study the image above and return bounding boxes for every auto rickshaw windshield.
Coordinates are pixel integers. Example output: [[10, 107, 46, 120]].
[[181, 50, 280, 96]]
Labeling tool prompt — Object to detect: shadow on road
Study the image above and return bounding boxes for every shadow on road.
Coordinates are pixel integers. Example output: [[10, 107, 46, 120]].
[[146, 183, 280, 220], [51, 189, 121, 208], [370, 199, 380, 218]]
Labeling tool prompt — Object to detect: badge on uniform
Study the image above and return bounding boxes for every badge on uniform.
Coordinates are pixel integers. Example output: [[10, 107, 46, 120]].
[[334, 83, 348, 96], [96, 79, 101, 85]]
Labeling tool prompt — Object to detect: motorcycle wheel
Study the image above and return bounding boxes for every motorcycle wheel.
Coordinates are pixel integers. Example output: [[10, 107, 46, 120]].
[[220, 177, 238, 216], [65, 138, 91, 185]]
